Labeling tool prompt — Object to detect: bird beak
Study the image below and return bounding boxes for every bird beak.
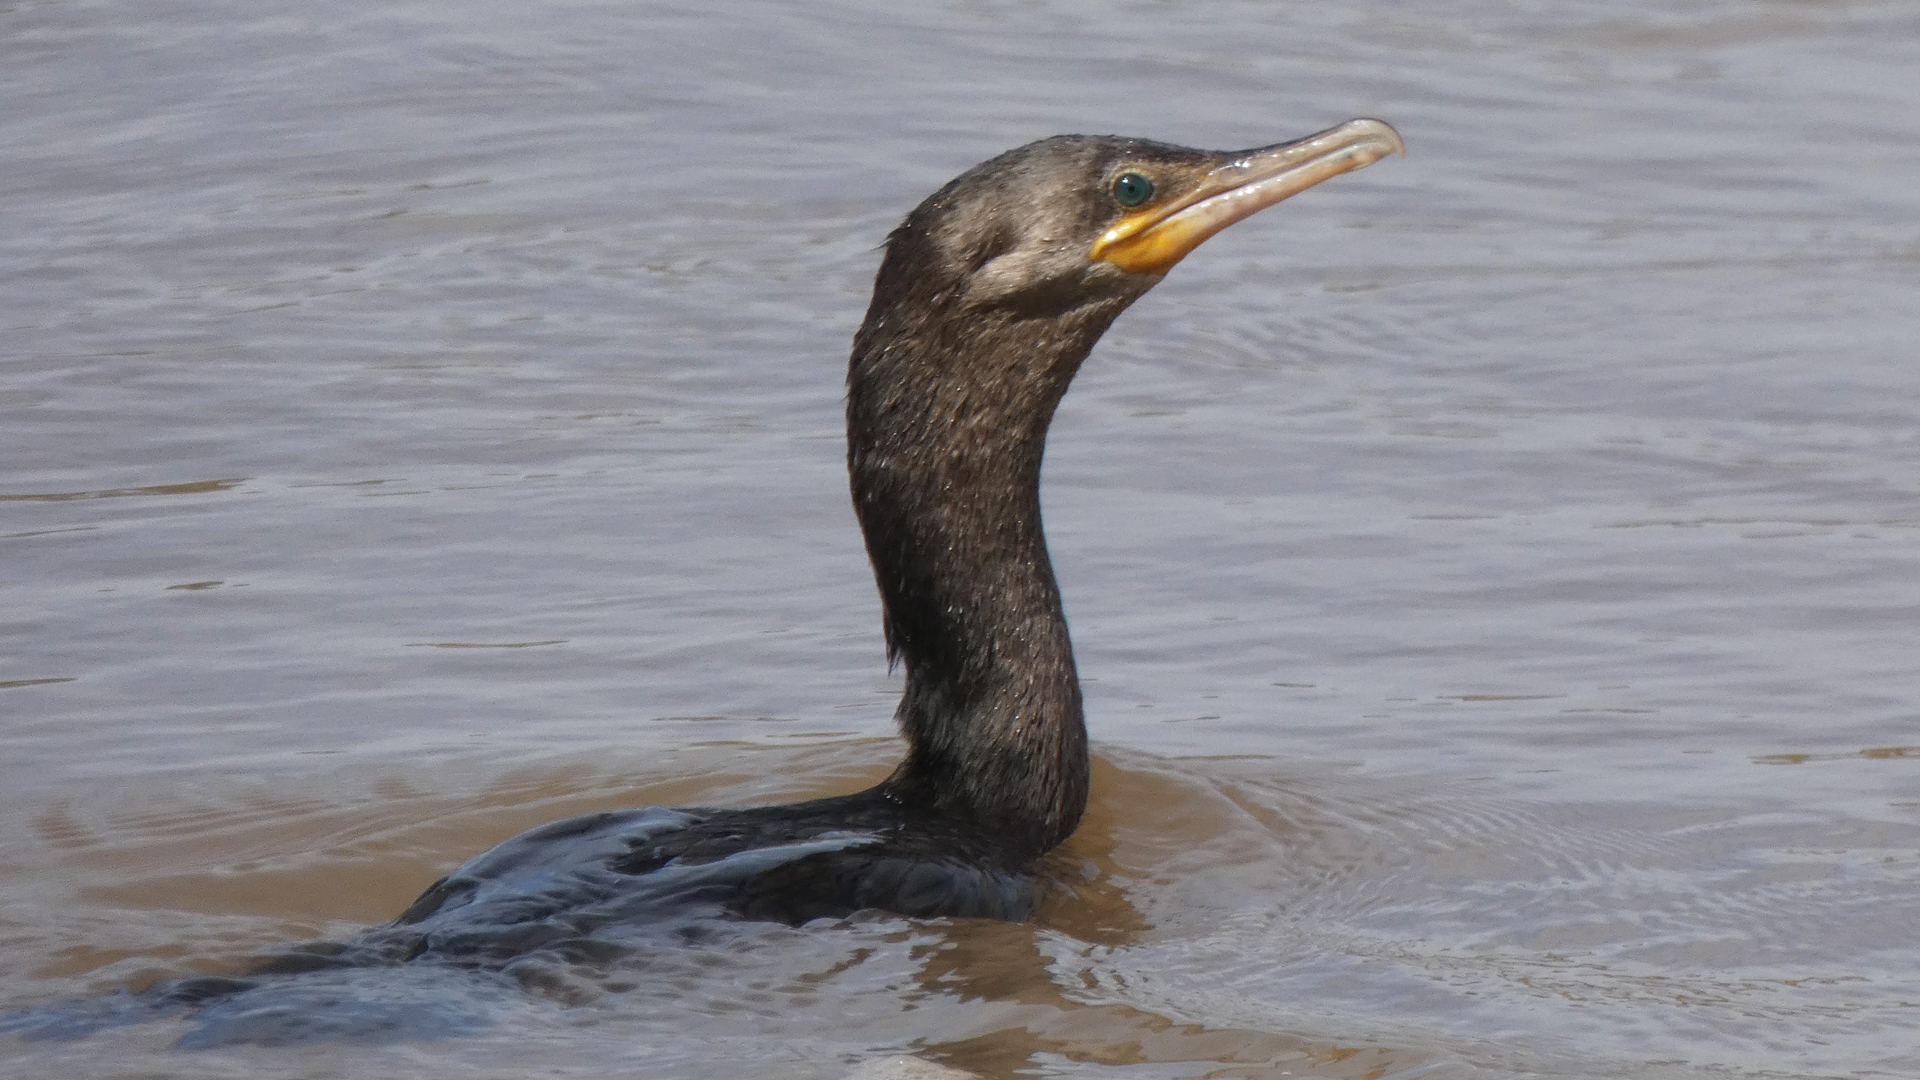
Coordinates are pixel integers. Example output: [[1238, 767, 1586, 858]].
[[1088, 118, 1404, 276]]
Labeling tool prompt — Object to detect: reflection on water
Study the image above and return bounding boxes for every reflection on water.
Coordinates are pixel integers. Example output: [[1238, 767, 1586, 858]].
[[0, 479, 250, 503], [4, 0, 1918, 1076]]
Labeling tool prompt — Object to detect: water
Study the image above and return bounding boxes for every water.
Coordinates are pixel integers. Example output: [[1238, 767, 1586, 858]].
[[3, 0, 1917, 1076]]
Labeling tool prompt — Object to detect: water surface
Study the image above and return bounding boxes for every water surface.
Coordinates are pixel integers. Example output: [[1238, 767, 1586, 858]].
[[3, 1, 1917, 1077]]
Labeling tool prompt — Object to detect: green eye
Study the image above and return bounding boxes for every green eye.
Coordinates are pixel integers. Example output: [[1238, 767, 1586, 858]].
[[1111, 172, 1154, 207]]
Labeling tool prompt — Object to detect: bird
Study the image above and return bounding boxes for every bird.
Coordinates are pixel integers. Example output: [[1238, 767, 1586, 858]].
[[292, 119, 1406, 966], [81, 123, 1409, 1011], [2, 121, 1403, 1046]]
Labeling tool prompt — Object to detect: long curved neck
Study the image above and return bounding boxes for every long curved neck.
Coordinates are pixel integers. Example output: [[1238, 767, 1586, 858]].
[[846, 263, 1140, 860]]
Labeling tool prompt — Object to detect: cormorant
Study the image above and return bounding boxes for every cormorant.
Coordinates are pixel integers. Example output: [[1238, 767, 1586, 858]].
[[249, 121, 1406, 981]]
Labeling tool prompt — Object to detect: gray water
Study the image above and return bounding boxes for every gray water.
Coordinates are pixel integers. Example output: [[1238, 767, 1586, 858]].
[[3, 0, 1917, 1077]]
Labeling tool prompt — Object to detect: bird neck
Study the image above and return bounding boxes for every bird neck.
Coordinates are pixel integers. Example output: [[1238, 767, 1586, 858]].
[[846, 286, 1137, 860]]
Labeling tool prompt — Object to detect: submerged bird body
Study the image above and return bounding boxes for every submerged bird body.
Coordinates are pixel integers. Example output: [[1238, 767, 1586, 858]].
[[249, 793, 1036, 980], [2, 124, 1403, 1041]]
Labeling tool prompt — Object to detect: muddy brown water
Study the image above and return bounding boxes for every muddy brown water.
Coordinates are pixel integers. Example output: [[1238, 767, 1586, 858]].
[[3, 1, 1917, 1077]]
